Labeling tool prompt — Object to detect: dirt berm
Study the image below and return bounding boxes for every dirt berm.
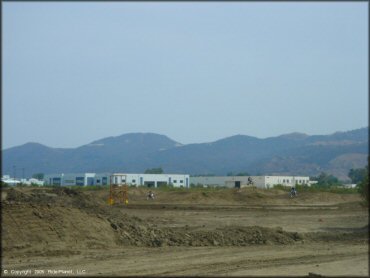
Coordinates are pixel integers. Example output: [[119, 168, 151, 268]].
[[2, 187, 367, 257], [2, 188, 302, 254]]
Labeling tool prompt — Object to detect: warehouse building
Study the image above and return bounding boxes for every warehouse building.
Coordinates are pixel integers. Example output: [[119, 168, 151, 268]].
[[44, 173, 190, 188], [111, 173, 189, 188], [190, 175, 311, 189], [1, 175, 21, 185], [44, 173, 111, 186]]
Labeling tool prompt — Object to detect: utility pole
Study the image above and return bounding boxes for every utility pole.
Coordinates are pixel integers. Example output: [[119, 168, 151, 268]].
[[22, 168, 25, 180]]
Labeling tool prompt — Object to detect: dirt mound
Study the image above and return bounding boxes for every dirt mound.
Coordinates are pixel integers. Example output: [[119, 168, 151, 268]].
[[2, 187, 303, 253], [3, 187, 105, 212], [2, 186, 366, 257], [2, 187, 114, 254], [4, 187, 83, 203], [65, 186, 362, 207], [124, 187, 362, 206], [108, 217, 303, 247]]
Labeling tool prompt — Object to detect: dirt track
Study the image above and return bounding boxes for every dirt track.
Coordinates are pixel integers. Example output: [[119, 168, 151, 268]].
[[1, 187, 368, 276]]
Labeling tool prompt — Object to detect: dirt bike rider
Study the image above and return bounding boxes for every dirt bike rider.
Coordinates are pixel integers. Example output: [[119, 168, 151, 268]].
[[290, 187, 297, 197], [147, 190, 155, 200]]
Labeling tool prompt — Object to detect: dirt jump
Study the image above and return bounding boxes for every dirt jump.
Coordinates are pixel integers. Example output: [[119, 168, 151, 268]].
[[1, 186, 368, 276]]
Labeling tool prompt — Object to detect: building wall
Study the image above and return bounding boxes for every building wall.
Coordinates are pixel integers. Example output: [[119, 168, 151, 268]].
[[190, 176, 266, 188], [44, 173, 190, 188], [248, 176, 266, 188], [111, 173, 190, 188], [95, 173, 111, 186], [44, 173, 111, 186], [43, 173, 309, 188], [265, 176, 310, 188], [189, 176, 230, 187], [190, 176, 310, 189]]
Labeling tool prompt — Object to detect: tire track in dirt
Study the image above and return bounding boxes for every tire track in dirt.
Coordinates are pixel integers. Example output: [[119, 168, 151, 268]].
[[203, 251, 366, 275], [151, 247, 366, 275]]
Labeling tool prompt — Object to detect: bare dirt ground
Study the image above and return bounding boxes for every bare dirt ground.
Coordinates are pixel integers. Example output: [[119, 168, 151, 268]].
[[1, 186, 368, 276]]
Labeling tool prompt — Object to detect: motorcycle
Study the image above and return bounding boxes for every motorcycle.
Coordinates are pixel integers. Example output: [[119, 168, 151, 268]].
[[147, 192, 155, 200], [289, 190, 297, 198]]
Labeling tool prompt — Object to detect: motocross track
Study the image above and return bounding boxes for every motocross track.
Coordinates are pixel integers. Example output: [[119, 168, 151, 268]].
[[1, 186, 368, 276]]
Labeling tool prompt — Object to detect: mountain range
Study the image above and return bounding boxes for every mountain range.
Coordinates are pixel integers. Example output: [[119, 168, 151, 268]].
[[2, 127, 368, 181]]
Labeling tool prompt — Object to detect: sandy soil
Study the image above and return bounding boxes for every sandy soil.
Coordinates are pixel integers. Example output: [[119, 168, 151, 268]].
[[1, 186, 368, 276]]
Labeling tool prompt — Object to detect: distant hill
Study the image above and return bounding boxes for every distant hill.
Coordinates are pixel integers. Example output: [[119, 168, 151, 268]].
[[2, 128, 368, 181], [2, 133, 180, 175]]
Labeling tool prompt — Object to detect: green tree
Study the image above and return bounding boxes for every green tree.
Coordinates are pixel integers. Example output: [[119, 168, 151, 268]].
[[312, 172, 340, 187], [348, 168, 367, 184], [144, 167, 164, 174], [355, 165, 369, 203], [0, 181, 8, 187], [357, 173, 368, 202]]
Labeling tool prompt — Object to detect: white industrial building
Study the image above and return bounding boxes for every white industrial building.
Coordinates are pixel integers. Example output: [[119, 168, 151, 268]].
[[190, 175, 311, 189], [43, 173, 311, 189], [43, 173, 190, 188], [1, 175, 44, 186], [20, 178, 44, 186], [111, 173, 189, 188], [44, 173, 111, 186], [1, 175, 21, 185]]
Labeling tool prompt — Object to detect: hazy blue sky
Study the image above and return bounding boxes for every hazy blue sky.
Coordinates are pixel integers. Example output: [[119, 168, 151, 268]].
[[3, 2, 368, 149]]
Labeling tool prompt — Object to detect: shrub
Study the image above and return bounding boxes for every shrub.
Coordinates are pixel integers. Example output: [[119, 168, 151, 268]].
[[190, 183, 206, 188], [0, 181, 8, 188], [357, 168, 369, 204], [79, 185, 109, 191], [272, 183, 358, 194], [155, 183, 175, 191], [295, 184, 357, 194], [272, 184, 289, 191]]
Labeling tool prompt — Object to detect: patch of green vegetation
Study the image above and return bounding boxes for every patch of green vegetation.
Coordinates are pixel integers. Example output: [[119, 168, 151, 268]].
[[310, 172, 341, 187], [355, 163, 369, 204], [15, 183, 28, 187], [44, 185, 63, 189], [30, 183, 40, 187], [0, 181, 9, 188], [255, 192, 264, 198], [153, 185, 229, 193], [51, 185, 108, 191], [74, 185, 109, 191], [272, 183, 358, 194], [189, 186, 228, 192], [154, 185, 187, 192], [272, 184, 289, 191], [296, 184, 357, 194], [328, 187, 358, 194], [190, 183, 205, 188]]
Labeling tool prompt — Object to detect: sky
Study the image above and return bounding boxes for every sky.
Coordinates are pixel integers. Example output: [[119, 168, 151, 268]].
[[2, 2, 368, 149]]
